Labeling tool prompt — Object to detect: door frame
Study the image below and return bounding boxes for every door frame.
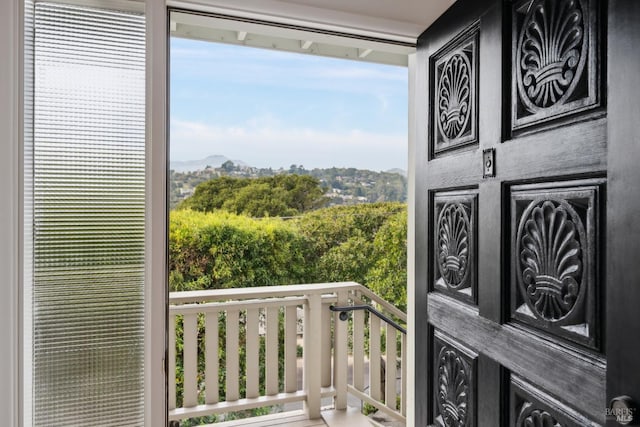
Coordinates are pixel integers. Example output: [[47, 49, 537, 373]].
[[606, 2, 640, 425]]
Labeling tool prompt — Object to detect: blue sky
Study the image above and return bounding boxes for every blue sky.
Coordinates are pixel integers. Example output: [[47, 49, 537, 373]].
[[170, 37, 408, 171]]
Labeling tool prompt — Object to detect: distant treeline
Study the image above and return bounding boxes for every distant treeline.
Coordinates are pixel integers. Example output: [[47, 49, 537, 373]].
[[170, 163, 407, 210]]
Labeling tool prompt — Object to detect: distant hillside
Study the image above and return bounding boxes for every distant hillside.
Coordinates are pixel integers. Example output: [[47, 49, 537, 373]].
[[386, 168, 407, 177], [170, 155, 248, 172], [170, 160, 407, 210]]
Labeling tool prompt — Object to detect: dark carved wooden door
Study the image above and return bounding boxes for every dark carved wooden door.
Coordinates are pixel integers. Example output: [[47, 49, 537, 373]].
[[414, 0, 640, 426]]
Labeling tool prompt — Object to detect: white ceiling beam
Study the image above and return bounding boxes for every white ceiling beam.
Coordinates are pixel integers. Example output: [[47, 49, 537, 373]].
[[237, 31, 248, 41], [173, 24, 410, 66], [171, 12, 415, 55], [358, 48, 373, 58], [301, 40, 313, 50]]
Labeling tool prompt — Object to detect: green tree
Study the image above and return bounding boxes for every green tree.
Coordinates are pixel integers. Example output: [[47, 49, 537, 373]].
[[178, 176, 247, 213], [223, 183, 297, 217], [178, 175, 326, 217], [221, 160, 236, 172]]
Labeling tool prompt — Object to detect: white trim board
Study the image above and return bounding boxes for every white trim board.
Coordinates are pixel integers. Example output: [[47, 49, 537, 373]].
[[0, 0, 20, 424], [146, 0, 169, 425]]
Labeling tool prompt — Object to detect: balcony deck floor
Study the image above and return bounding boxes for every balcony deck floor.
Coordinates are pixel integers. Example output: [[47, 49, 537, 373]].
[[203, 408, 374, 427]]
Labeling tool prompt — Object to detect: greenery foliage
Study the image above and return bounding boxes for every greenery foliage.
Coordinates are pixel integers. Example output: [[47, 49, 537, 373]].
[[177, 174, 326, 217], [365, 210, 408, 312], [170, 200, 407, 311], [170, 210, 307, 291], [169, 176, 407, 424], [293, 202, 406, 288]]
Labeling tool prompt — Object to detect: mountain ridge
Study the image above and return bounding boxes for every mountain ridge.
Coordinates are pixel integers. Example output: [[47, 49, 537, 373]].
[[171, 155, 405, 175]]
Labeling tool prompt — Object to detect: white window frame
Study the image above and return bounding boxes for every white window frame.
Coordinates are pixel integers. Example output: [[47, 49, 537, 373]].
[[1, 0, 417, 425], [0, 0, 21, 425], [146, 0, 168, 425], [0, 0, 168, 425]]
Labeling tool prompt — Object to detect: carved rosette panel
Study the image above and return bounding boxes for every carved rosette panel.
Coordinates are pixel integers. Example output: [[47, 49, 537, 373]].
[[434, 333, 476, 427], [517, 200, 585, 322], [510, 181, 602, 350], [511, 0, 600, 131], [433, 192, 477, 304], [438, 53, 471, 141], [517, 403, 563, 427], [511, 376, 596, 426], [438, 203, 470, 288], [431, 25, 478, 156]]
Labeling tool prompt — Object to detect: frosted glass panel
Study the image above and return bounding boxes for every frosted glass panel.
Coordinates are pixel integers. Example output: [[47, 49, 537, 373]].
[[33, 3, 146, 426]]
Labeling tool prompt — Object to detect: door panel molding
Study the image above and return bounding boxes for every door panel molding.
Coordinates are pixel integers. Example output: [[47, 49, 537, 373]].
[[508, 179, 605, 351], [426, 118, 607, 187], [429, 22, 480, 158], [433, 331, 478, 427], [510, 374, 600, 427], [432, 190, 479, 305], [428, 293, 605, 421], [509, 0, 603, 134]]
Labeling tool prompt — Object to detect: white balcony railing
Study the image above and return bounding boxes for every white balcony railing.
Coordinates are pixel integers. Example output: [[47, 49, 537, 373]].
[[168, 282, 407, 425]]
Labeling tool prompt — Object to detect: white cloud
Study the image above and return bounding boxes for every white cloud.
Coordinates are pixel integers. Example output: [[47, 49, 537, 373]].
[[170, 118, 407, 171], [170, 40, 407, 96]]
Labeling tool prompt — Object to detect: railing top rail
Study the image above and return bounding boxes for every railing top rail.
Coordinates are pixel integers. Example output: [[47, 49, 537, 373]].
[[356, 286, 407, 323], [169, 281, 406, 324], [169, 295, 309, 315], [169, 281, 360, 305]]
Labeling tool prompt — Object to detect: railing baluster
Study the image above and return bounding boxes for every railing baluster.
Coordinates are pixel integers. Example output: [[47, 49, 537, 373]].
[[266, 306, 279, 396], [169, 313, 176, 410], [333, 290, 348, 410], [226, 309, 240, 402], [353, 307, 365, 393], [304, 294, 322, 419], [284, 305, 298, 393], [183, 313, 198, 408], [245, 307, 260, 399], [369, 314, 381, 402], [385, 323, 397, 410], [321, 301, 332, 388], [205, 311, 219, 404], [401, 332, 407, 416]]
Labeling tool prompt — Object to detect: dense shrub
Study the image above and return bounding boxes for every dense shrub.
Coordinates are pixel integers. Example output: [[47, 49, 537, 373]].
[[170, 203, 407, 309], [170, 210, 307, 291], [366, 210, 407, 311]]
